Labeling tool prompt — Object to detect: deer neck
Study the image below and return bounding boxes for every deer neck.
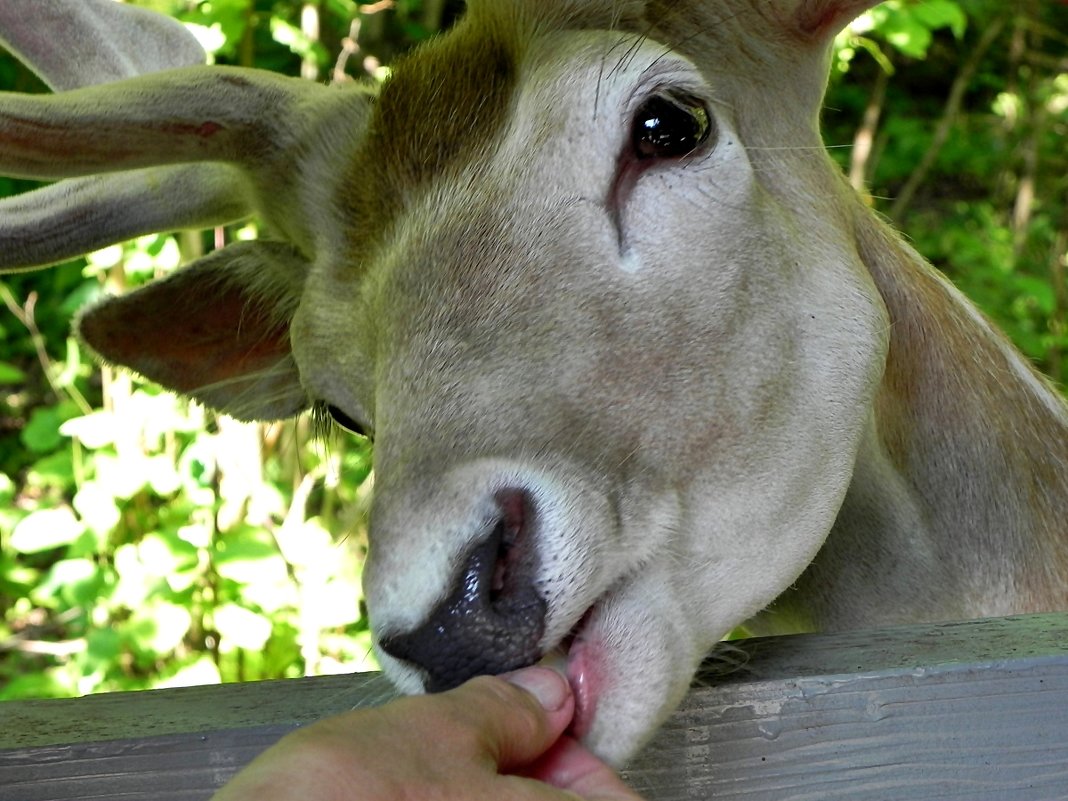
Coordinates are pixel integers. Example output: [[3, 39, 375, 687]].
[[756, 196, 1068, 634]]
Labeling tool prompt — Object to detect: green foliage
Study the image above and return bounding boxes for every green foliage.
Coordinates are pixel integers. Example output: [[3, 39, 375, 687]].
[[827, 0, 1068, 385], [1, 340, 377, 698], [0, 0, 1066, 703], [0, 0, 408, 699]]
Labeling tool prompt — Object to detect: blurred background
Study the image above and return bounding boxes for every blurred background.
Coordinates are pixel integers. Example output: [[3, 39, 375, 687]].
[[0, 0, 1065, 700]]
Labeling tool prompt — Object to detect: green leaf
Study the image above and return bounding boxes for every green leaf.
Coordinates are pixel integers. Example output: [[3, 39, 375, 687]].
[[85, 626, 123, 665], [10, 507, 83, 553], [883, 13, 931, 59], [59, 279, 103, 318], [21, 403, 80, 453], [214, 526, 294, 610], [138, 530, 201, 584], [325, 0, 358, 18], [913, 0, 967, 39], [151, 655, 222, 690], [214, 603, 273, 651], [0, 361, 26, 384], [31, 557, 105, 608], [25, 450, 76, 492], [0, 670, 76, 700], [269, 17, 328, 64], [73, 481, 122, 536], [1013, 275, 1056, 315], [874, 1, 966, 59], [93, 453, 152, 500], [113, 542, 152, 609], [126, 601, 193, 657], [183, 21, 228, 55], [60, 412, 118, 450], [179, 0, 249, 59], [304, 579, 363, 629]]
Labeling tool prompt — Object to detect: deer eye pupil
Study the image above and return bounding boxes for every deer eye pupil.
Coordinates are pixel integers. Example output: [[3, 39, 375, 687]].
[[632, 94, 712, 160]]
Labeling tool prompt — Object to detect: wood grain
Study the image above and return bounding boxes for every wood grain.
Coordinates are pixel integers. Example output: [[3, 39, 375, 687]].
[[2, 614, 1066, 800]]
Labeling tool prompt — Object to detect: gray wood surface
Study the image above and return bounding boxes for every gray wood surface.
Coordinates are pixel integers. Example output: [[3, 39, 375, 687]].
[[2, 613, 1067, 800]]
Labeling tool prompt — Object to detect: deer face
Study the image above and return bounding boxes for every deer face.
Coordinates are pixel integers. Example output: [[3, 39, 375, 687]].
[[290, 23, 888, 762], [0, 0, 888, 765]]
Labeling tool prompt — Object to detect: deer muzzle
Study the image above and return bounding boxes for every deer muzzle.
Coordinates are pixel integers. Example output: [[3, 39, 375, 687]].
[[377, 489, 547, 692]]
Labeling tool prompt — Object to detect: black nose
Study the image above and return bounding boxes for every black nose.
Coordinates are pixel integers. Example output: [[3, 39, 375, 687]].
[[378, 490, 546, 692]]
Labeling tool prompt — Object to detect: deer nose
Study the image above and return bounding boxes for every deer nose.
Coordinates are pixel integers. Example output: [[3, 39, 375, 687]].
[[377, 490, 547, 692]]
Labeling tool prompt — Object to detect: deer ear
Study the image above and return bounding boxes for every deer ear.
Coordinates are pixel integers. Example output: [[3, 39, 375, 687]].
[[77, 242, 309, 422], [792, 0, 880, 41]]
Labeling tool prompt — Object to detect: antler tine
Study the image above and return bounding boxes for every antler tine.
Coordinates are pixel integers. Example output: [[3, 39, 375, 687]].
[[0, 164, 252, 273], [0, 66, 325, 181], [0, 0, 205, 91], [0, 3, 360, 272]]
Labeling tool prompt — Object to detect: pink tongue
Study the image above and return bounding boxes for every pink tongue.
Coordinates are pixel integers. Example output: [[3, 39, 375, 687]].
[[565, 638, 602, 739]]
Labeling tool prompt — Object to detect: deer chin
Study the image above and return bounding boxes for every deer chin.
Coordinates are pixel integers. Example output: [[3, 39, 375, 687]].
[[542, 572, 702, 768]]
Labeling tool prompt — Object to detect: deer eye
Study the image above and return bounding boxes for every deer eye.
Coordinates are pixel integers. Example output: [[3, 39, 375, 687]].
[[631, 93, 712, 160], [326, 403, 372, 439]]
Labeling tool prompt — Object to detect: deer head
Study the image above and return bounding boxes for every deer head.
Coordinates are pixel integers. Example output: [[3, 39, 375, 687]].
[[6, 0, 1064, 766]]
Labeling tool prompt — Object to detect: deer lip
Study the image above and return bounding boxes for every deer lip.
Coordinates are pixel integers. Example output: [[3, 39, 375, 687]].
[[552, 606, 602, 740]]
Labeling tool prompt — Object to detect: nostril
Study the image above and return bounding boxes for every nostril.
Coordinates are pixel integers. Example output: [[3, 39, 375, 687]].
[[378, 487, 546, 692], [490, 488, 530, 601]]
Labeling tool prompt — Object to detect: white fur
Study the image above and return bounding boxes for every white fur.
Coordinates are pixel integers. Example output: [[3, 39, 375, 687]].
[[3, 0, 1066, 769]]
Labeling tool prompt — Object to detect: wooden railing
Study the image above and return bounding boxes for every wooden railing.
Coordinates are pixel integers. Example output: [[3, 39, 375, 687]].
[[2, 613, 1066, 800]]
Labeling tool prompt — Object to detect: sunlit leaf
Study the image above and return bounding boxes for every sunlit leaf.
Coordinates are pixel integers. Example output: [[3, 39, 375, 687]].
[[912, 0, 967, 39], [31, 557, 103, 608], [304, 579, 363, 629], [93, 453, 152, 500], [214, 526, 294, 608], [85, 244, 124, 272], [146, 455, 183, 497], [270, 18, 328, 64], [10, 507, 83, 554], [152, 655, 222, 689], [127, 601, 193, 655], [139, 530, 200, 581], [883, 15, 931, 59], [60, 412, 118, 450], [113, 542, 152, 609], [183, 21, 227, 56], [215, 603, 273, 651], [179, 0, 249, 59]]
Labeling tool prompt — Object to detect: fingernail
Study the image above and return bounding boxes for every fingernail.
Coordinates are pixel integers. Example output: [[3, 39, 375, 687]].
[[536, 647, 568, 675], [504, 666, 570, 712]]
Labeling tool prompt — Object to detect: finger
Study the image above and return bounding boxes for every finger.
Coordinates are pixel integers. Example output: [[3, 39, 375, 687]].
[[435, 667, 575, 772], [525, 736, 646, 800]]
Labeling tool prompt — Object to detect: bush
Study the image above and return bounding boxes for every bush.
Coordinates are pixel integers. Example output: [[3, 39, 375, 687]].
[[1, 0, 1065, 700]]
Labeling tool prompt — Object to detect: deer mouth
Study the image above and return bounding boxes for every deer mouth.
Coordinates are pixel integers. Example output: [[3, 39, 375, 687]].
[[545, 605, 604, 740]]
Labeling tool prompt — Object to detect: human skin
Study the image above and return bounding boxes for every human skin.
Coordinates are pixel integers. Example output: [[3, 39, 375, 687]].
[[211, 666, 646, 801]]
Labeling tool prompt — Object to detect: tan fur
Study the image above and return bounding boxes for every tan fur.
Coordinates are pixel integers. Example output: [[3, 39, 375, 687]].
[[1, 0, 1064, 767]]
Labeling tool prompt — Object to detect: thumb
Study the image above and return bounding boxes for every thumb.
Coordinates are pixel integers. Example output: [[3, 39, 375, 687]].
[[445, 666, 575, 772]]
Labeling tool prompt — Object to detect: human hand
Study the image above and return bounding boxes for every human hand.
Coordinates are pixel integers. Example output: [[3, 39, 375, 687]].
[[211, 665, 646, 800]]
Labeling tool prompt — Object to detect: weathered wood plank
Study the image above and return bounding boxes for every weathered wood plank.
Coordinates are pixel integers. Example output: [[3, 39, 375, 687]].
[[2, 614, 1067, 801]]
